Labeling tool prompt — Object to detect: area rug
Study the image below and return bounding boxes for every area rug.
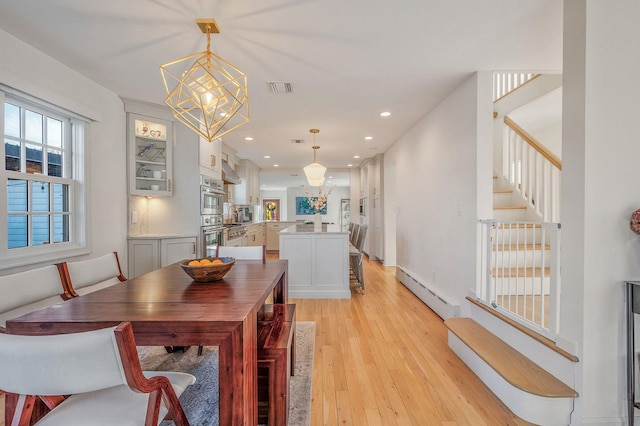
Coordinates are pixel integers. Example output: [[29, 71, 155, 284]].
[[138, 321, 315, 426]]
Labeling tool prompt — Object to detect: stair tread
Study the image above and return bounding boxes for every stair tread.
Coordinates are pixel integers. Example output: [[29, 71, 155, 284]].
[[491, 267, 550, 278], [494, 244, 550, 251], [493, 189, 513, 194], [496, 223, 542, 229], [445, 318, 578, 398], [494, 205, 527, 210]]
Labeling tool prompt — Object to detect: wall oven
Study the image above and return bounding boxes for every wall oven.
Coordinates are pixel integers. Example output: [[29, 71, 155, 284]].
[[201, 175, 224, 215], [201, 224, 225, 257]]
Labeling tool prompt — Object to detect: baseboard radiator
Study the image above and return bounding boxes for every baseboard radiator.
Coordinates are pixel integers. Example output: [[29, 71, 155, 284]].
[[396, 266, 460, 320]]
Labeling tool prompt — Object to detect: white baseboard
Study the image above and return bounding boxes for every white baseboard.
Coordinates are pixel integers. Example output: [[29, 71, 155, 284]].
[[396, 266, 459, 320]]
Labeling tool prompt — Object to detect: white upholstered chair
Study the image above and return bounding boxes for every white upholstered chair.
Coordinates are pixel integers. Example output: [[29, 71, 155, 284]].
[[216, 245, 266, 262], [0, 265, 66, 330], [0, 322, 195, 426], [57, 251, 126, 297]]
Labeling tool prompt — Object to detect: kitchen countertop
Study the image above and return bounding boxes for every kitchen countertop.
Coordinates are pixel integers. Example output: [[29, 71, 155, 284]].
[[127, 233, 198, 239]]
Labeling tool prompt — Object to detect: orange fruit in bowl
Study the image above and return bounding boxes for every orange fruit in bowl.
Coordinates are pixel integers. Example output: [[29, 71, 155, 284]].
[[212, 259, 223, 265], [200, 258, 212, 265], [188, 260, 201, 266]]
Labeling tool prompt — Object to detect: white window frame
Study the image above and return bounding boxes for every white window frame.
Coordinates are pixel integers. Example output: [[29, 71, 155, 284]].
[[0, 89, 89, 270]]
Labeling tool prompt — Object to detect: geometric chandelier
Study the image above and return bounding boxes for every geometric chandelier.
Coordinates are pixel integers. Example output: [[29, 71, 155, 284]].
[[160, 18, 249, 142], [303, 129, 327, 187]]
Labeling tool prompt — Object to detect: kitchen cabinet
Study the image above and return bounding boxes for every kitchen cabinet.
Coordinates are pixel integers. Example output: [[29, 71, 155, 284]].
[[359, 162, 369, 198], [235, 159, 260, 205], [221, 144, 237, 171], [127, 235, 197, 278], [224, 183, 234, 204], [199, 137, 222, 179], [221, 144, 237, 203], [244, 223, 266, 247], [126, 113, 174, 197], [266, 222, 296, 252], [371, 154, 384, 261]]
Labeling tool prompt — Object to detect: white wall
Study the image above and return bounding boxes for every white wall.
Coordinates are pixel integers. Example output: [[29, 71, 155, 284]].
[[562, 1, 640, 423], [261, 189, 288, 221], [286, 186, 349, 225], [384, 73, 482, 304], [0, 28, 128, 273], [0, 29, 202, 276], [145, 123, 200, 236], [530, 122, 562, 159]]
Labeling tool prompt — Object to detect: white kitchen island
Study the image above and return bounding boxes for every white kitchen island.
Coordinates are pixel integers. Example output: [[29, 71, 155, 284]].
[[279, 223, 350, 299]]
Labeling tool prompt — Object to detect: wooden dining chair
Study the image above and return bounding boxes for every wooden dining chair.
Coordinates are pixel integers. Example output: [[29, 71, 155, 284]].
[[349, 225, 367, 292], [0, 322, 195, 426], [56, 251, 127, 298], [0, 265, 67, 331]]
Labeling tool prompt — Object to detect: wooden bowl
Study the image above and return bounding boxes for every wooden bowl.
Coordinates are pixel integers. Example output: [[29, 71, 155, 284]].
[[179, 257, 235, 282]]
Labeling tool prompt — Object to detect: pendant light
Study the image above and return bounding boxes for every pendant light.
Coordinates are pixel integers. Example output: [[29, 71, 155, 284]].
[[160, 18, 249, 142], [303, 129, 326, 187]]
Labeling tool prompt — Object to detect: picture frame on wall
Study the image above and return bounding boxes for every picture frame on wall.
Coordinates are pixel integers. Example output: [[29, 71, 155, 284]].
[[263, 199, 280, 221], [296, 196, 327, 215]]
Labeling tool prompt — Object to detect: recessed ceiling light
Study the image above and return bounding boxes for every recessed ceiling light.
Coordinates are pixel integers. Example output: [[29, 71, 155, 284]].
[[328, 176, 333, 179], [274, 164, 279, 167], [379, 111, 391, 117], [354, 155, 360, 159], [364, 136, 373, 140], [347, 164, 353, 167], [264, 155, 271, 159], [245, 137, 254, 141]]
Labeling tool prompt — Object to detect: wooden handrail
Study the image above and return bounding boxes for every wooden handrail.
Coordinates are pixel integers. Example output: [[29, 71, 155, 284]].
[[504, 116, 562, 171], [493, 73, 541, 103]]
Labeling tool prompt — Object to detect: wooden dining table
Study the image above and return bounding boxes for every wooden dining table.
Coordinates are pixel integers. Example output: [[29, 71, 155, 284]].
[[6, 258, 288, 426]]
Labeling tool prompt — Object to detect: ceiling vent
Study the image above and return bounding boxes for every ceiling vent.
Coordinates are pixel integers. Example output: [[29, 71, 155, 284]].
[[267, 81, 294, 93], [291, 139, 304, 144]]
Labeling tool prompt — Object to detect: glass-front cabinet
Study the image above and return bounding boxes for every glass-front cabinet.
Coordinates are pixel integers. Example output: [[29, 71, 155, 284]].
[[127, 113, 173, 196]]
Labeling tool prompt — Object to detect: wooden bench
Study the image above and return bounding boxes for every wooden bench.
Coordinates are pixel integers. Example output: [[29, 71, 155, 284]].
[[0, 265, 67, 330], [257, 304, 296, 426]]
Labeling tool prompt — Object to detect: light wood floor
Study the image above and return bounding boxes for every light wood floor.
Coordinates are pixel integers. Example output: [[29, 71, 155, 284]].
[[292, 255, 532, 426], [1, 255, 531, 426]]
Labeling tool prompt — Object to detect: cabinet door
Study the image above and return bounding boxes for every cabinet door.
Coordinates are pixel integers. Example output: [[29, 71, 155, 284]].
[[160, 237, 197, 266], [266, 228, 278, 251], [128, 239, 159, 279], [128, 114, 173, 196], [199, 138, 221, 178]]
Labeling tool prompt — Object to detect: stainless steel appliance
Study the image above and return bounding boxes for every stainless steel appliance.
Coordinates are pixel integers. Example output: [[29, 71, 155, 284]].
[[200, 175, 225, 256], [224, 224, 247, 247], [236, 205, 252, 223], [200, 175, 224, 215], [201, 224, 225, 257]]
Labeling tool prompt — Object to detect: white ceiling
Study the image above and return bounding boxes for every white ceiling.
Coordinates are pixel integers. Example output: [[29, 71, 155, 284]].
[[0, 0, 563, 189]]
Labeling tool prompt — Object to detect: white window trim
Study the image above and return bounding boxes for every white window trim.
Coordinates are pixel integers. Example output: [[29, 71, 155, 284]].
[[0, 90, 90, 270]]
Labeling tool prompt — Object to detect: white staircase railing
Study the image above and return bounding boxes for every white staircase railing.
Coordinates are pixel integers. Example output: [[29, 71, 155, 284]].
[[478, 219, 561, 339], [502, 116, 562, 223], [493, 72, 538, 101]]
